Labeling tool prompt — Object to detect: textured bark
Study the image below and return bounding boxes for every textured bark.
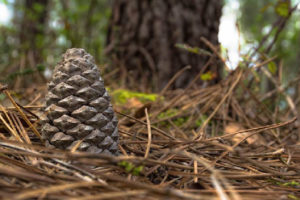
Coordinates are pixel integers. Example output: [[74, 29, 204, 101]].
[[107, 0, 223, 90]]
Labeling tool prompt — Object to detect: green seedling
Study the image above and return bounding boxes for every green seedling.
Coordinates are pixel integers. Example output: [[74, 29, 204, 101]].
[[118, 161, 144, 176]]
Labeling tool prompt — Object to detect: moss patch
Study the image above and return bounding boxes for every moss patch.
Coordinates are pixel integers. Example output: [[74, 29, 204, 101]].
[[112, 89, 159, 105]]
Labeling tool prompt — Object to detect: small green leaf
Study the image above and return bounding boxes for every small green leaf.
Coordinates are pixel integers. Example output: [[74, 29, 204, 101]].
[[125, 162, 134, 172], [118, 161, 134, 173], [282, 181, 300, 187], [275, 1, 289, 17], [132, 166, 143, 176], [118, 161, 143, 176], [118, 161, 127, 167], [200, 71, 213, 81], [267, 61, 277, 75]]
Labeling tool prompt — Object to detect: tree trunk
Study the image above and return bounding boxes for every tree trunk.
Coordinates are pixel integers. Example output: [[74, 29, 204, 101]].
[[106, 0, 223, 91], [19, 0, 49, 65], [12, 0, 49, 88]]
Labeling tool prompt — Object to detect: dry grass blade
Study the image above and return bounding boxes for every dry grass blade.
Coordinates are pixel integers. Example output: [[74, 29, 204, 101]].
[[69, 190, 148, 200], [3, 88, 42, 140], [0, 107, 22, 142], [144, 108, 152, 158], [195, 70, 243, 139], [159, 65, 191, 96], [0, 164, 55, 183], [14, 182, 103, 200]]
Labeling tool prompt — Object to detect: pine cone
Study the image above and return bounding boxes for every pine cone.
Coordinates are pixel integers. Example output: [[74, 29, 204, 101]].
[[41, 48, 118, 155]]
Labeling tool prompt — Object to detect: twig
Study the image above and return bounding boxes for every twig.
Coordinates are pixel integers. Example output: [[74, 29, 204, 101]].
[[144, 108, 152, 158]]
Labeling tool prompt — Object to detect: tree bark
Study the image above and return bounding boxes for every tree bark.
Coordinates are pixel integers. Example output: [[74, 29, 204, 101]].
[[107, 0, 223, 90]]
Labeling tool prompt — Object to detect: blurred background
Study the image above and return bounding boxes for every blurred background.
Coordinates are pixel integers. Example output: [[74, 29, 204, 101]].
[[0, 0, 299, 92]]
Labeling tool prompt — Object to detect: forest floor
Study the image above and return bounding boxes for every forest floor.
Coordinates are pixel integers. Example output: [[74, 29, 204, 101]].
[[0, 66, 299, 200]]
